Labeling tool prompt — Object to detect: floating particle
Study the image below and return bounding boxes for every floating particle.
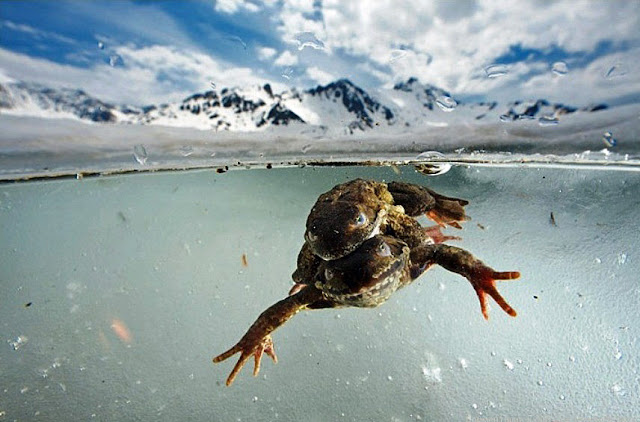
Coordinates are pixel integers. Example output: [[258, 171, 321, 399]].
[[485, 64, 509, 78], [225, 35, 247, 50], [551, 61, 569, 76], [614, 349, 622, 360], [458, 358, 468, 369], [293, 32, 325, 50], [266, 163, 273, 169], [8, 335, 28, 350], [549, 211, 557, 226], [616, 253, 626, 265], [110, 318, 133, 344], [109, 54, 123, 67], [538, 116, 559, 126], [133, 144, 148, 165], [503, 359, 514, 370], [435, 95, 457, 112], [97, 41, 105, 50], [24, 302, 33, 308], [179, 145, 194, 157], [605, 63, 627, 79], [499, 114, 511, 122], [241, 253, 248, 267], [216, 166, 228, 174], [477, 223, 485, 230], [602, 131, 617, 147]]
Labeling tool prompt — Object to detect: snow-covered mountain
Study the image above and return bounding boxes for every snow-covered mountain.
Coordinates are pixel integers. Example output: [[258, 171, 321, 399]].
[[0, 78, 608, 134]]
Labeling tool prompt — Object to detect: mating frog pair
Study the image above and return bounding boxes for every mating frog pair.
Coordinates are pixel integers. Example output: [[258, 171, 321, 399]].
[[213, 179, 520, 386]]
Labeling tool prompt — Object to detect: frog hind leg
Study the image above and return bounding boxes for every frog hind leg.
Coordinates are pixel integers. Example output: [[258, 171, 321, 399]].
[[410, 244, 520, 319], [387, 181, 469, 228]]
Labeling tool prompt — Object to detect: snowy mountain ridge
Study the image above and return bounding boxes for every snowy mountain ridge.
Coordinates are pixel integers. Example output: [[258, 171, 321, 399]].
[[0, 78, 608, 134]]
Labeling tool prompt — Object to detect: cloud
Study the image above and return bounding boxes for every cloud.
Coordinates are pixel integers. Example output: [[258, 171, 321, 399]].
[[274, 50, 298, 67], [0, 46, 277, 105], [1, 20, 77, 45], [306, 67, 335, 85], [256, 46, 277, 61]]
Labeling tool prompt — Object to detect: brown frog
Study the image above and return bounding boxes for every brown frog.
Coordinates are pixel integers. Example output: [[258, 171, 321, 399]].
[[291, 179, 469, 294], [213, 235, 520, 386]]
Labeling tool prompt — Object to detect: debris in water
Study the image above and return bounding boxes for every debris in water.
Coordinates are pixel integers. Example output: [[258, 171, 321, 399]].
[[24, 302, 32, 308], [549, 212, 557, 226], [110, 318, 133, 344], [241, 253, 248, 267], [133, 144, 148, 165], [8, 335, 28, 350], [602, 132, 617, 147]]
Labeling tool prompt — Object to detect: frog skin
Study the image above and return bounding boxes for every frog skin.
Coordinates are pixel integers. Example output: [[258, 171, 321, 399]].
[[303, 179, 469, 261], [213, 235, 520, 386]]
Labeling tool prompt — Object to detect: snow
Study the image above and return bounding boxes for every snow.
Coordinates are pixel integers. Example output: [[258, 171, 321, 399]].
[[1, 165, 638, 420]]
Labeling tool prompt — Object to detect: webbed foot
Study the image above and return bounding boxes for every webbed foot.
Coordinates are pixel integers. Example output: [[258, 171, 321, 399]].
[[467, 264, 520, 320], [424, 225, 462, 244], [213, 334, 278, 386], [387, 182, 469, 228]]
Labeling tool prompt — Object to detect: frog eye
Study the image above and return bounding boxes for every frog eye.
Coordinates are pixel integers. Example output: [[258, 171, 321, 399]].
[[306, 231, 318, 242], [377, 242, 392, 257], [324, 268, 334, 280], [354, 212, 368, 227]]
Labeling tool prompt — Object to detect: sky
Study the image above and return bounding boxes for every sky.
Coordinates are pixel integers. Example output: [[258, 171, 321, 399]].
[[0, 0, 639, 106]]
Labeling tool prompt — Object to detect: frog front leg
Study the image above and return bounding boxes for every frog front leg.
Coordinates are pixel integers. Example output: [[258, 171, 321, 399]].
[[409, 244, 520, 319], [387, 181, 469, 228], [213, 286, 324, 385], [387, 210, 462, 248]]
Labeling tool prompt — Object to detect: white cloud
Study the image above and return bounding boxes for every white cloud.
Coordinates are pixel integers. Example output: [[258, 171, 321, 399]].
[[1, 20, 77, 45], [274, 50, 299, 67], [214, 0, 260, 14], [0, 46, 275, 105], [257, 46, 277, 61], [306, 67, 335, 85]]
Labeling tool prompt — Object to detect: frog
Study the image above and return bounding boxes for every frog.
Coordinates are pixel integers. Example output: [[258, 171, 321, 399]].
[[301, 179, 469, 262], [213, 235, 520, 386]]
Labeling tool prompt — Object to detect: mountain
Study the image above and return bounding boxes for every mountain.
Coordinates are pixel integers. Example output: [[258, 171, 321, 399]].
[[0, 78, 607, 133]]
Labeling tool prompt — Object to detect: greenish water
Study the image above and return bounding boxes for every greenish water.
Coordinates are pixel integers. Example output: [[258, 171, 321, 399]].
[[1, 164, 638, 421]]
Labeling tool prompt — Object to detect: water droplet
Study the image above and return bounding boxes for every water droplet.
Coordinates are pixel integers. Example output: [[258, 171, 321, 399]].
[[8, 335, 28, 351], [133, 144, 148, 165], [252, 396, 259, 402], [538, 115, 559, 126], [293, 32, 325, 50], [546, 362, 552, 367], [602, 131, 617, 147], [225, 35, 247, 50], [389, 49, 408, 63], [471, 403, 478, 409], [281, 67, 294, 80], [109, 54, 123, 67], [387, 375, 393, 381], [605, 63, 627, 79], [499, 114, 511, 122], [435, 95, 457, 112], [569, 355, 575, 362], [485, 64, 509, 78], [503, 359, 514, 370], [559, 394, 565, 400], [179, 145, 194, 157], [537, 380, 544, 386], [551, 61, 569, 76], [97, 41, 105, 50]]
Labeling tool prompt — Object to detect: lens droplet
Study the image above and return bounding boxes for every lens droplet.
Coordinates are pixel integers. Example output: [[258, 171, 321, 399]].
[[133, 144, 148, 165], [97, 41, 105, 50], [602, 131, 617, 147], [293, 32, 325, 51], [435, 95, 457, 112], [551, 61, 569, 76], [605, 63, 627, 79], [109, 54, 123, 67], [538, 115, 559, 126], [485, 64, 509, 78]]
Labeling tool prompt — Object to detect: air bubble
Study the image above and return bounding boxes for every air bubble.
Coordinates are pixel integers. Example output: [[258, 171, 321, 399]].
[[551, 61, 569, 76], [458, 358, 468, 369], [503, 359, 514, 370], [538, 116, 559, 126], [485, 64, 509, 78], [293, 32, 325, 51], [98, 41, 105, 50], [8, 335, 28, 351], [435, 95, 457, 112], [614, 349, 622, 360], [602, 132, 617, 147], [133, 144, 148, 165]]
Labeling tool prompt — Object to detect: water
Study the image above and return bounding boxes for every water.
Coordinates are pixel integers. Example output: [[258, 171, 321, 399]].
[[1, 164, 638, 421]]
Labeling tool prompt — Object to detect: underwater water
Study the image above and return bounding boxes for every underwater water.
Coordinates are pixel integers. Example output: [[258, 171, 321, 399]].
[[1, 164, 639, 421]]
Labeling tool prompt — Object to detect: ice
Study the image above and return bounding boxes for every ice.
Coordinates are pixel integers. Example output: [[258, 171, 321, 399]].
[[1, 164, 639, 420]]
